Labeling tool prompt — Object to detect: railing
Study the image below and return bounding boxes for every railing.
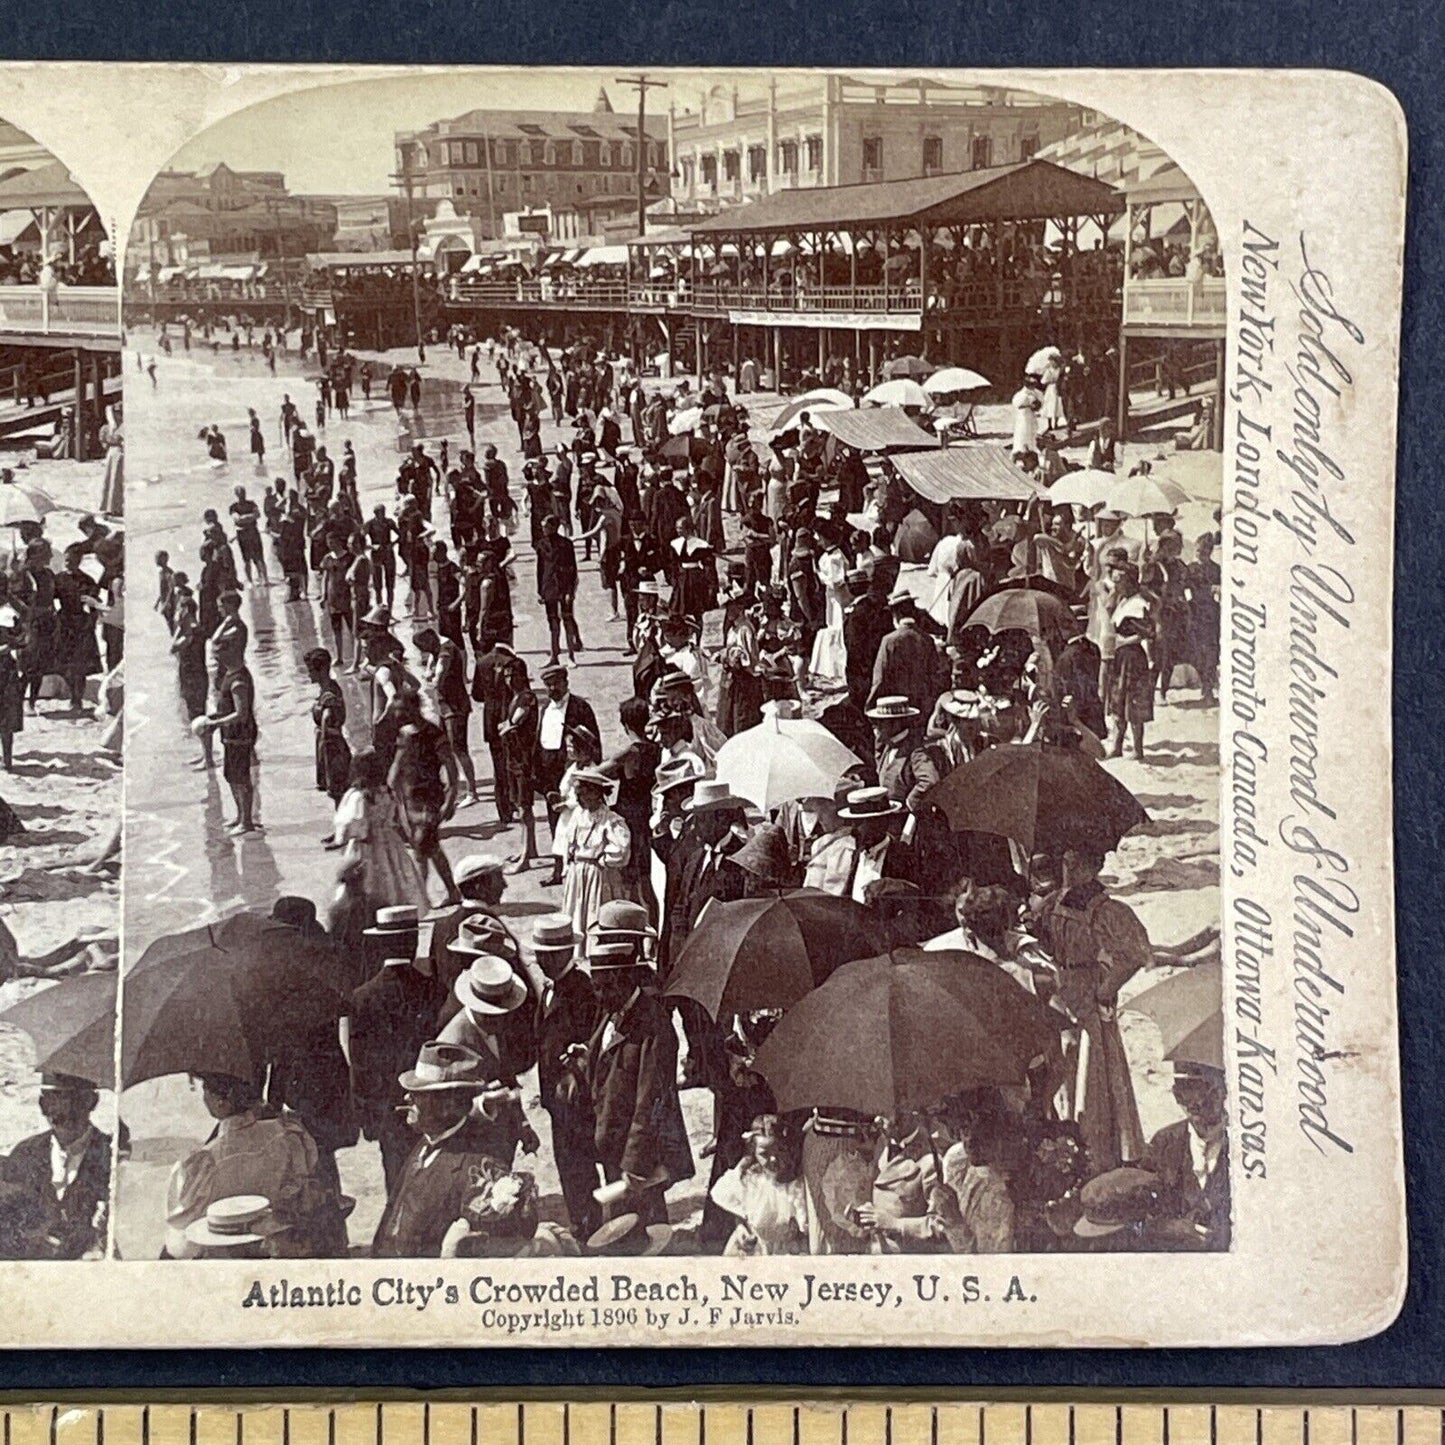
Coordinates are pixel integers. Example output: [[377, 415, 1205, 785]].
[[0, 285, 119, 338], [450, 277, 633, 309], [1123, 275, 1227, 328]]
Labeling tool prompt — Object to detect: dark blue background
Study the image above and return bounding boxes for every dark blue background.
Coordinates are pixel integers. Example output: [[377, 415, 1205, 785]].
[[1, 0, 1439, 1391]]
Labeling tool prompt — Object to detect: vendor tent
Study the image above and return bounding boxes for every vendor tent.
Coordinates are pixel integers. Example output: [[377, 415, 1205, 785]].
[[811, 404, 939, 454], [892, 448, 1041, 503]]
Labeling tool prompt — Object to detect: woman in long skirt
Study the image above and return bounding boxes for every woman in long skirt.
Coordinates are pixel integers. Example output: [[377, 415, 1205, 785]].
[[1105, 565, 1155, 762], [554, 769, 630, 940], [1185, 533, 1222, 705], [0, 581, 25, 769], [52, 544, 103, 713], [331, 748, 428, 917]]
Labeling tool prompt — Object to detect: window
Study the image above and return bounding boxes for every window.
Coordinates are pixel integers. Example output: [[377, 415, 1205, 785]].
[[454, 185, 465, 197], [970, 135, 992, 170], [1019, 133, 1040, 161], [572, 141, 584, 166], [747, 144, 766, 181], [498, 175, 508, 193], [622, 143, 634, 168], [701, 154, 718, 186], [681, 157, 695, 188], [522, 175, 534, 195], [496, 141, 511, 167], [805, 135, 822, 173], [600, 142, 612, 166], [465, 141, 478, 164], [723, 150, 740, 181], [922, 135, 943, 173], [862, 136, 882, 173], [519, 141, 533, 166], [780, 139, 798, 174], [544, 142, 556, 165]]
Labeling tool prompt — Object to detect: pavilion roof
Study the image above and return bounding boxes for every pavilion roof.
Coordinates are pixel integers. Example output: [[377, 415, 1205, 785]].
[[1124, 162, 1203, 205], [690, 160, 1122, 237], [891, 446, 1041, 503], [0, 159, 96, 211], [811, 405, 939, 454]]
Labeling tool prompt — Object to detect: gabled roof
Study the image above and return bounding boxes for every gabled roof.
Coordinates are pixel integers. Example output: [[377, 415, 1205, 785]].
[[690, 159, 1122, 236], [891, 447, 1041, 503], [424, 109, 666, 143], [0, 159, 95, 211], [1124, 162, 1204, 205], [811, 405, 939, 454]]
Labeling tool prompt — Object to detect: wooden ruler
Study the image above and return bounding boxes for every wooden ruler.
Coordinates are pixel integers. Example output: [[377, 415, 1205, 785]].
[[3, 1400, 1445, 1445]]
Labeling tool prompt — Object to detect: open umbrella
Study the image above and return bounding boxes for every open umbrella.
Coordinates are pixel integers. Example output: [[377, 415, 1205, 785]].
[[1045, 468, 1117, 509], [714, 712, 861, 810], [0, 481, 58, 527], [962, 586, 1079, 642], [666, 891, 889, 1020], [864, 378, 931, 409], [770, 391, 853, 434], [1105, 472, 1190, 517], [754, 949, 1061, 1114], [882, 355, 932, 381], [122, 912, 353, 1088], [923, 366, 990, 396], [668, 405, 702, 436], [1125, 960, 1224, 1071], [0, 970, 117, 1089], [1026, 345, 1063, 377], [924, 743, 1149, 854]]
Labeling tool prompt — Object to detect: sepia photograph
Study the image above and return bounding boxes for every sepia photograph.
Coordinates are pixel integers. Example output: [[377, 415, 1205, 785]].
[[113, 68, 1229, 1266], [0, 117, 122, 1262]]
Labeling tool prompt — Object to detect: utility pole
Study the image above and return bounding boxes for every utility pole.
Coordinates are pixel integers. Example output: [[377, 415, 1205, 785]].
[[617, 74, 668, 241], [390, 141, 426, 361]]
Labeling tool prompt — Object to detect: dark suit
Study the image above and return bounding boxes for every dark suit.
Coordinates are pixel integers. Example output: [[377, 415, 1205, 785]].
[[472, 643, 518, 821], [533, 692, 601, 830], [843, 594, 891, 710], [869, 619, 943, 716], [535, 532, 582, 660], [349, 963, 440, 1193], [371, 1118, 511, 1257], [5, 1128, 111, 1259], [536, 968, 602, 1237], [1140, 1120, 1231, 1250], [585, 988, 694, 1222]]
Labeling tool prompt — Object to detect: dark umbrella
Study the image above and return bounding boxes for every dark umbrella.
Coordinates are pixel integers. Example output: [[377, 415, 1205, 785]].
[[701, 403, 727, 420], [665, 890, 889, 1020], [963, 586, 1079, 642], [122, 912, 353, 1088], [925, 743, 1149, 855], [0, 970, 117, 1089], [754, 949, 1060, 1114], [883, 354, 932, 381], [1125, 961, 1223, 1070], [660, 432, 709, 465], [992, 571, 1079, 603]]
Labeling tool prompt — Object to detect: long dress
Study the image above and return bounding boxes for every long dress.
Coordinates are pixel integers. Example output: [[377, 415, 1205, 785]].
[[1010, 386, 1042, 455], [98, 426, 124, 517], [1106, 596, 1155, 725], [52, 569, 102, 682], [1038, 883, 1151, 1172], [0, 609, 24, 739], [333, 784, 429, 916], [556, 803, 630, 938], [807, 547, 850, 687], [716, 607, 764, 737]]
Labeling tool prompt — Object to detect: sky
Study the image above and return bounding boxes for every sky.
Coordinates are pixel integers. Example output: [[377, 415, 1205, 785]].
[[166, 70, 769, 196]]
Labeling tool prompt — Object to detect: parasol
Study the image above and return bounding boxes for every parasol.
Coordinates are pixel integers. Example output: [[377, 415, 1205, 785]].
[[1124, 960, 1224, 1071], [882, 355, 932, 381], [668, 405, 703, 436], [863, 378, 931, 410], [665, 890, 889, 1020], [714, 712, 861, 810], [121, 912, 353, 1088], [1045, 468, 1117, 509], [0, 970, 117, 1089], [1026, 345, 1063, 376], [754, 948, 1061, 1114], [1105, 472, 1190, 517], [769, 392, 854, 434], [0, 481, 58, 527], [962, 586, 1079, 642], [924, 743, 1149, 855], [923, 366, 990, 396]]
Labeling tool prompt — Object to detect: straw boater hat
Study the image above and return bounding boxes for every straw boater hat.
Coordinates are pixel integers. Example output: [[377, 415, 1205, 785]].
[[183, 1195, 286, 1251], [398, 1041, 493, 1094], [539, 661, 569, 683], [586, 1211, 673, 1257], [527, 914, 581, 954], [683, 779, 749, 814], [864, 695, 921, 723], [452, 954, 528, 1017], [363, 904, 421, 938], [453, 854, 506, 890], [636, 580, 662, 598], [938, 689, 983, 720], [886, 586, 915, 609], [837, 785, 904, 821]]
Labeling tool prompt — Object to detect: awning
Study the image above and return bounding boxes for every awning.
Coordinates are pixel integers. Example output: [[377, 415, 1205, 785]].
[[576, 244, 629, 268], [157, 265, 187, 282], [0, 159, 95, 210], [195, 262, 227, 280], [0, 211, 37, 246], [891, 448, 1041, 504], [220, 264, 257, 282], [458, 254, 486, 274], [811, 405, 939, 454]]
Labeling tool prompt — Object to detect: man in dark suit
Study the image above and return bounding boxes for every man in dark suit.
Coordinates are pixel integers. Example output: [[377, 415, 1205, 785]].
[[4, 1072, 111, 1259], [842, 567, 892, 712], [535, 514, 582, 665], [870, 588, 945, 716], [472, 639, 518, 823], [528, 913, 601, 1240], [584, 925, 694, 1226], [371, 1041, 518, 1258], [348, 907, 439, 1195], [1139, 1062, 1231, 1250], [533, 662, 600, 864]]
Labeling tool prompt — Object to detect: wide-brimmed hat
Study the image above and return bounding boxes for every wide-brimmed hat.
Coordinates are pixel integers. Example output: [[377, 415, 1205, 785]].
[[528, 914, 581, 953], [837, 786, 904, 821], [570, 766, 615, 793], [938, 689, 983, 720], [363, 905, 421, 937], [453, 955, 528, 1016], [591, 899, 657, 940], [683, 779, 749, 814], [398, 1040, 493, 1093], [1094, 507, 1128, 522], [886, 587, 915, 608], [871, 1156, 929, 1223], [730, 824, 796, 888], [654, 757, 703, 796], [453, 854, 506, 890], [865, 695, 920, 722], [183, 1195, 287, 1251], [586, 1213, 673, 1257], [1073, 1167, 1162, 1238], [38, 1071, 98, 1094]]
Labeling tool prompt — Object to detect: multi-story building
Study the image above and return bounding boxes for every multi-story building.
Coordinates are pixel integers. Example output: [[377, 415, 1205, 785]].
[[668, 74, 1088, 210], [394, 86, 669, 244]]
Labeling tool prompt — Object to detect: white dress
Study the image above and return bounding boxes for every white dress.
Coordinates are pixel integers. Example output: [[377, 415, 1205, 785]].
[[557, 803, 631, 939], [807, 547, 850, 687], [1040, 358, 1066, 430], [1011, 387, 1042, 454], [333, 785, 429, 912], [710, 1161, 808, 1255]]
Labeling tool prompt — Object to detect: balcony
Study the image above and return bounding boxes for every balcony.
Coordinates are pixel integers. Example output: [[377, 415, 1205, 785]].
[[0, 285, 119, 339], [1123, 275, 1227, 331]]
